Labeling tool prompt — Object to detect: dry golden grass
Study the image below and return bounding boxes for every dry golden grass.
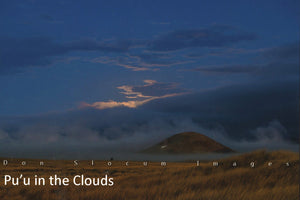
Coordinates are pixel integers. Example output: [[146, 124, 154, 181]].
[[0, 150, 299, 200]]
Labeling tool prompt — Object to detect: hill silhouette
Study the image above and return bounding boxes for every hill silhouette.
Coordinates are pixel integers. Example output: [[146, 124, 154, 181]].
[[142, 131, 234, 154]]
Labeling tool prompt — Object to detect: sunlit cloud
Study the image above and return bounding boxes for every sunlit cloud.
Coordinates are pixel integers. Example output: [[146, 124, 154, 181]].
[[81, 80, 189, 110]]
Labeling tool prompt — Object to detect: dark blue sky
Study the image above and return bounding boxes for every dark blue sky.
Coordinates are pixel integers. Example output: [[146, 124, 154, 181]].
[[0, 0, 299, 157]]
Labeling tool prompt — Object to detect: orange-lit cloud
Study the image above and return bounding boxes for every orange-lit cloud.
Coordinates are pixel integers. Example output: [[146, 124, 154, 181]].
[[81, 80, 188, 110]]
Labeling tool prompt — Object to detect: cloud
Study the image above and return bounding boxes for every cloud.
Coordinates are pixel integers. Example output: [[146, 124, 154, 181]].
[[184, 47, 265, 59], [40, 14, 55, 21], [81, 80, 189, 110], [64, 39, 132, 52], [81, 100, 144, 109], [262, 42, 299, 61], [189, 63, 298, 78], [0, 26, 259, 74], [189, 64, 261, 74], [0, 129, 9, 140], [188, 41, 299, 78], [250, 120, 287, 140], [91, 56, 154, 71], [143, 79, 299, 142], [89, 26, 258, 71], [0, 37, 133, 74], [216, 120, 298, 152], [148, 25, 257, 52], [80, 94, 178, 110], [0, 114, 297, 159], [91, 52, 192, 71], [39, 14, 63, 23], [0, 76, 298, 158]]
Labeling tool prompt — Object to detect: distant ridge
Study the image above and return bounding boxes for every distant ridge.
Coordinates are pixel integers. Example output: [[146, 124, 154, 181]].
[[142, 132, 234, 154]]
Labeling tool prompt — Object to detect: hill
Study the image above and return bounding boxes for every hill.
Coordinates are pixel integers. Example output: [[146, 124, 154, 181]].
[[142, 131, 234, 154]]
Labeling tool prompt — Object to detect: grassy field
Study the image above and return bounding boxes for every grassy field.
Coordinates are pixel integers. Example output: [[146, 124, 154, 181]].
[[0, 150, 299, 200]]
